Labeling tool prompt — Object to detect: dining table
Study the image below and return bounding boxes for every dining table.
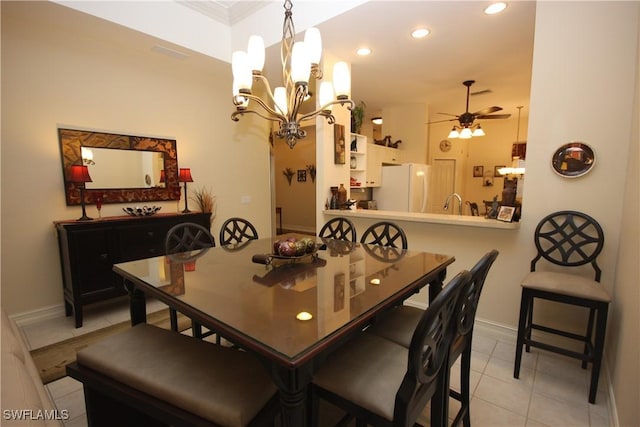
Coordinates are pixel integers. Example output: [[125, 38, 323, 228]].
[[113, 235, 455, 427]]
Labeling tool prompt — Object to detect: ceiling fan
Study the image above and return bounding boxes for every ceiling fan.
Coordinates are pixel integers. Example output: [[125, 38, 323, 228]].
[[430, 80, 511, 138]]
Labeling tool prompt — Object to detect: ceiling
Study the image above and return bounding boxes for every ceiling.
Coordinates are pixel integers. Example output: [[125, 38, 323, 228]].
[[178, 1, 536, 123]]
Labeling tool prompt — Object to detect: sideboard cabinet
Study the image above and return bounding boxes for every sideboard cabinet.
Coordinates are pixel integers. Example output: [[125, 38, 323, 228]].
[[55, 212, 211, 327]]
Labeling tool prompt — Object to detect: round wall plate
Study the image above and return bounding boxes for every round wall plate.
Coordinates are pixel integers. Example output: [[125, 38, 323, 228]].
[[551, 142, 595, 178]]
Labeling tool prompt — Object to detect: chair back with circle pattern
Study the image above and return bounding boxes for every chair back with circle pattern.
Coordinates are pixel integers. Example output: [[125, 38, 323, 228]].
[[219, 217, 259, 246], [319, 217, 357, 242], [395, 270, 472, 426], [532, 211, 604, 281], [164, 222, 215, 254], [360, 221, 408, 249]]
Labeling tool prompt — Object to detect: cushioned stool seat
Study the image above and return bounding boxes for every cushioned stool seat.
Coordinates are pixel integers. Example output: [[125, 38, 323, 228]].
[[521, 271, 610, 302], [74, 323, 278, 427]]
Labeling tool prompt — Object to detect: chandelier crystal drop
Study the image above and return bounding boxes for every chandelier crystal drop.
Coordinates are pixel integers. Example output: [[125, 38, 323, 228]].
[[231, 0, 354, 149]]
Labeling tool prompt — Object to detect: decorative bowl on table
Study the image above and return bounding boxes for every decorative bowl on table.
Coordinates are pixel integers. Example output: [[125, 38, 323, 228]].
[[252, 237, 319, 266], [122, 206, 162, 217]]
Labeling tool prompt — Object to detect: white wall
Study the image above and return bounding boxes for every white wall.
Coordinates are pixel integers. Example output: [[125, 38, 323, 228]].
[[0, 1, 271, 314]]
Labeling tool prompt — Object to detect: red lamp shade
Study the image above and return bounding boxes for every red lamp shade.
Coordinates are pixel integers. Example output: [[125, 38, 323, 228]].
[[159, 170, 166, 183], [69, 165, 92, 183], [178, 168, 194, 183]]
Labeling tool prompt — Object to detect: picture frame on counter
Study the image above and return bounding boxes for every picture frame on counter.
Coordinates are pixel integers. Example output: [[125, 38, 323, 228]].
[[497, 206, 516, 222]]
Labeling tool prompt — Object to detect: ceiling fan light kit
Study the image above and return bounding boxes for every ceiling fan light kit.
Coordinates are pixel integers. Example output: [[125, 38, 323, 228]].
[[436, 79, 511, 139]]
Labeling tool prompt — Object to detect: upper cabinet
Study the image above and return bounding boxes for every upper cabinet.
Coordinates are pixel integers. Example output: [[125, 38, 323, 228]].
[[378, 144, 403, 165], [350, 135, 404, 188], [366, 143, 403, 187]]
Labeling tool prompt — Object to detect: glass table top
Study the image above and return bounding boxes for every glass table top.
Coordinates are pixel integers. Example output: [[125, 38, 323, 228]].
[[114, 236, 454, 362]]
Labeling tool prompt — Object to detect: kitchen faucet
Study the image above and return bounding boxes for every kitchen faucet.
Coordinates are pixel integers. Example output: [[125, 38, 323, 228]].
[[443, 193, 463, 215]]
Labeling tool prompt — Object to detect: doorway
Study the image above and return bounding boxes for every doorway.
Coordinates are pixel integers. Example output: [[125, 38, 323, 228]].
[[429, 159, 456, 214]]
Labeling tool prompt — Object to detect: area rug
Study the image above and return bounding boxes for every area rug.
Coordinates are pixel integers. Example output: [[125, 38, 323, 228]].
[[30, 309, 191, 384]]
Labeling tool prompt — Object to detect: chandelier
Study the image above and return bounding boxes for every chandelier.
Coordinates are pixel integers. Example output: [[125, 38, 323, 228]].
[[231, 0, 354, 149]]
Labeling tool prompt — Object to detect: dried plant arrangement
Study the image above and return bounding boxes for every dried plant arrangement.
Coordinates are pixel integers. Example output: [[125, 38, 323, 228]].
[[191, 186, 217, 223], [283, 168, 295, 186]]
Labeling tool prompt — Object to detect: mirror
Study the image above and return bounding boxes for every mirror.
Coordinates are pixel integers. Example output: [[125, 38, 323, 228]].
[[59, 128, 181, 205], [83, 147, 165, 189], [551, 142, 595, 178]]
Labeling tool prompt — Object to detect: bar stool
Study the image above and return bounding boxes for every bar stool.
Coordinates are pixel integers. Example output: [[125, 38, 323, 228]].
[[514, 211, 610, 404]]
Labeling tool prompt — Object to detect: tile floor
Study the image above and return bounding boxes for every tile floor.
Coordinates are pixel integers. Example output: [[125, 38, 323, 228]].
[[20, 297, 612, 427]]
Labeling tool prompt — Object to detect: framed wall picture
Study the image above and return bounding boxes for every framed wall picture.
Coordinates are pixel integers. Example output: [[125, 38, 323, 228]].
[[497, 205, 516, 222], [334, 124, 346, 164], [494, 165, 506, 177], [297, 169, 307, 182], [473, 165, 484, 177]]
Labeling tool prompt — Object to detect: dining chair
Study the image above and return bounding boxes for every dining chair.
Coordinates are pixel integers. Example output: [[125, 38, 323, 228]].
[[310, 270, 473, 427], [360, 221, 408, 249], [318, 217, 357, 242], [366, 250, 499, 427], [219, 217, 259, 246], [164, 222, 216, 338], [514, 211, 610, 404]]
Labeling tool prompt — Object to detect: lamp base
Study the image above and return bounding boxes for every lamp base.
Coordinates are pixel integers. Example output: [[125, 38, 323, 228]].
[[181, 208, 191, 214], [77, 214, 93, 221]]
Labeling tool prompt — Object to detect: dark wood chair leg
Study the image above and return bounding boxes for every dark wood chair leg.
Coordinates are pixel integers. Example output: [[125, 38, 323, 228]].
[[524, 296, 533, 352], [582, 307, 596, 369], [460, 347, 472, 427], [169, 309, 178, 332], [589, 304, 608, 404], [192, 322, 203, 338], [514, 290, 529, 379]]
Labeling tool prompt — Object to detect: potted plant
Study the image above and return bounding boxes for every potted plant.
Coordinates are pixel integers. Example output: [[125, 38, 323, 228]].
[[351, 101, 366, 134], [191, 186, 216, 225]]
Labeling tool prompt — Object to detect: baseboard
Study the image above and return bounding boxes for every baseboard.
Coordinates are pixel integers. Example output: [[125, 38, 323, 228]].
[[10, 304, 67, 327]]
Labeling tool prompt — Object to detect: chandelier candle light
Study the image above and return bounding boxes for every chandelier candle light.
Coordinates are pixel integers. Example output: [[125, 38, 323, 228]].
[[231, 0, 355, 149]]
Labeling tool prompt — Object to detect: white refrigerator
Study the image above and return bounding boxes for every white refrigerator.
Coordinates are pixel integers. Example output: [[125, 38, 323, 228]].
[[374, 163, 431, 213]]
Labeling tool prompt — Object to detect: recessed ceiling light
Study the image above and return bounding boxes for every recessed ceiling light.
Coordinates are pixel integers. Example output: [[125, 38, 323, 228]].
[[411, 28, 430, 39], [356, 47, 372, 56], [484, 2, 507, 15]]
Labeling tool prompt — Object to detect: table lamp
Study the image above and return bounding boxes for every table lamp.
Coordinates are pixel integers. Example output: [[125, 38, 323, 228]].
[[69, 165, 93, 221], [178, 168, 193, 213]]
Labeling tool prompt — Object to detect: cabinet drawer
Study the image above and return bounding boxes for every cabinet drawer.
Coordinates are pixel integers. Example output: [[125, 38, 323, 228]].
[[118, 224, 168, 261]]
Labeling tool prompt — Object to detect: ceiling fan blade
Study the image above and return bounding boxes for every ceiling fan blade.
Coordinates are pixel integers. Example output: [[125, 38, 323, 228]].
[[427, 118, 458, 125], [437, 112, 459, 117], [473, 106, 503, 116], [476, 114, 511, 120]]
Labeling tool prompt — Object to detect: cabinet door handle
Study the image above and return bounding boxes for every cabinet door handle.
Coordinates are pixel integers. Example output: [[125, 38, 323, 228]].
[[146, 231, 155, 238], [149, 248, 157, 254], [99, 253, 109, 261]]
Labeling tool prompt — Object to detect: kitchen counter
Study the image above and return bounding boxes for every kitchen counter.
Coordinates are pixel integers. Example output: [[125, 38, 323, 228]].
[[323, 209, 520, 230]]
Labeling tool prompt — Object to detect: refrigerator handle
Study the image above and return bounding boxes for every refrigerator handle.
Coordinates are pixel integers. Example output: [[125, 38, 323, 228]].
[[421, 172, 428, 212]]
